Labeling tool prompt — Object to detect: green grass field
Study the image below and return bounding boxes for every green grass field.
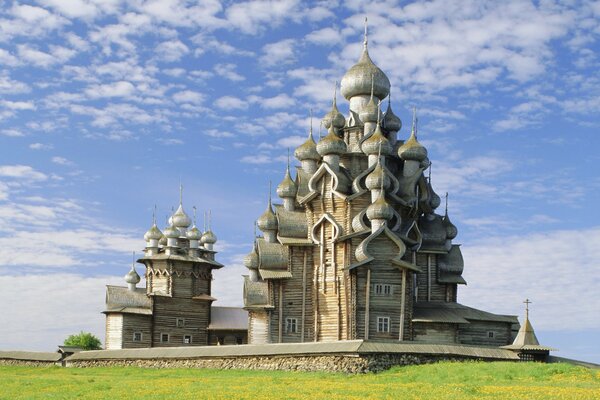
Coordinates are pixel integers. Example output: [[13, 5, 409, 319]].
[[1, 361, 598, 399]]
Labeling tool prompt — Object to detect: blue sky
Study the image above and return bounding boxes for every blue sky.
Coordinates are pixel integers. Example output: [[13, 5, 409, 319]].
[[0, 0, 599, 363]]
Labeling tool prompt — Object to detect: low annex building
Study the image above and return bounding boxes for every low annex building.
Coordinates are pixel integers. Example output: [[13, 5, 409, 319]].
[[103, 190, 247, 349], [242, 22, 519, 346]]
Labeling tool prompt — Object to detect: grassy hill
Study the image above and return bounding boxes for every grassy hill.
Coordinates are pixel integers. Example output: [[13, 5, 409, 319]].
[[0, 361, 598, 399]]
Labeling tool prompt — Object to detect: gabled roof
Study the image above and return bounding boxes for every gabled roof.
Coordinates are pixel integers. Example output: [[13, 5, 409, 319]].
[[137, 253, 223, 268], [104, 286, 152, 315], [413, 302, 518, 324]]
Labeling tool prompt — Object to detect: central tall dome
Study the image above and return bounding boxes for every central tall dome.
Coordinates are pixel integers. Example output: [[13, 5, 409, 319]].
[[242, 20, 517, 345]]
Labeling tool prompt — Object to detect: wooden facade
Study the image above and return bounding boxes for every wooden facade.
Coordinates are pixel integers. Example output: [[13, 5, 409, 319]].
[[243, 33, 518, 347]]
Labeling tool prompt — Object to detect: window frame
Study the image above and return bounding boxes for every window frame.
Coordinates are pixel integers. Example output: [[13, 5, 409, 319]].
[[285, 317, 298, 334], [160, 333, 170, 343], [487, 331, 495, 339], [183, 335, 192, 344], [176, 317, 185, 328], [377, 316, 390, 333], [132, 332, 142, 342]]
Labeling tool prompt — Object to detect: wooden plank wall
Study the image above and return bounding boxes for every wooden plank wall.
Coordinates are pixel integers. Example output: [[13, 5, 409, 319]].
[[152, 296, 210, 346], [105, 314, 123, 350], [249, 310, 270, 344], [121, 314, 152, 348], [458, 321, 513, 346], [413, 322, 457, 344]]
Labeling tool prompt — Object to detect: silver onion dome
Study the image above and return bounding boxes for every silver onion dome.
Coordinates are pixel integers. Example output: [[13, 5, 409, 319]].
[[294, 129, 320, 161], [186, 225, 202, 240], [322, 86, 346, 130], [362, 124, 392, 156], [398, 129, 427, 162], [317, 125, 347, 156], [277, 164, 297, 199], [201, 230, 217, 244], [243, 247, 259, 270], [366, 192, 394, 221], [340, 22, 390, 100], [443, 214, 458, 240], [359, 96, 379, 123], [365, 161, 391, 191], [171, 204, 191, 228], [164, 223, 180, 239], [382, 99, 402, 133], [124, 265, 141, 285], [257, 196, 278, 232], [144, 224, 163, 241]]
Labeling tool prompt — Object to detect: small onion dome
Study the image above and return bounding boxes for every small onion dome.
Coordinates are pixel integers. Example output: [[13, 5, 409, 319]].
[[398, 130, 427, 162], [201, 230, 217, 245], [382, 102, 401, 132], [322, 97, 345, 130], [277, 167, 297, 199], [365, 161, 391, 191], [294, 131, 320, 161], [186, 225, 202, 241], [366, 192, 394, 221], [171, 204, 191, 228], [340, 46, 390, 101], [257, 200, 278, 232], [359, 96, 379, 123], [164, 223, 180, 239], [361, 124, 392, 156], [430, 188, 441, 210], [243, 247, 259, 270], [317, 126, 347, 156], [144, 224, 163, 241], [443, 214, 458, 240], [124, 265, 141, 285]]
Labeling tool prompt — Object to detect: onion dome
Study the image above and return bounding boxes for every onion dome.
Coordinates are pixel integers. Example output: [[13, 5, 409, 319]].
[[144, 224, 163, 242], [294, 126, 320, 161], [398, 109, 427, 162], [124, 265, 141, 285], [243, 246, 259, 270], [322, 86, 346, 130], [186, 225, 202, 241], [366, 192, 394, 221], [429, 186, 441, 210], [382, 96, 401, 133], [201, 230, 217, 244], [419, 213, 447, 247], [317, 125, 347, 156], [257, 189, 278, 232], [359, 77, 379, 123], [442, 193, 458, 240], [164, 222, 180, 239], [159, 234, 167, 246], [277, 158, 297, 199], [365, 159, 391, 191], [171, 204, 191, 228], [362, 124, 392, 156], [340, 20, 390, 100]]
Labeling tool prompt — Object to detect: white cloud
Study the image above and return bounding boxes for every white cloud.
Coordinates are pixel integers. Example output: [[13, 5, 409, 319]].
[[37, 0, 104, 20], [51, 156, 74, 166], [29, 143, 54, 150], [249, 93, 296, 109], [277, 135, 305, 148], [240, 153, 273, 164], [205, 129, 234, 138], [172, 90, 204, 104], [1, 129, 24, 137], [461, 227, 600, 331], [0, 49, 20, 66], [1, 100, 36, 110], [261, 39, 297, 67], [17, 44, 75, 68], [0, 74, 30, 94], [225, 0, 302, 34], [84, 81, 135, 99], [215, 95, 248, 110], [305, 27, 341, 46], [214, 63, 245, 82], [0, 165, 48, 181], [155, 39, 189, 62]]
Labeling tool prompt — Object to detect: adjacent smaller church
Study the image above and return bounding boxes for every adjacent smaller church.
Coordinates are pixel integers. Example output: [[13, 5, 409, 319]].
[[103, 190, 247, 349]]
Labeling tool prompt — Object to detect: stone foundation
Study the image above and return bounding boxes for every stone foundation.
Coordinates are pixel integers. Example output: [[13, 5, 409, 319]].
[[67, 353, 487, 374], [0, 360, 58, 367]]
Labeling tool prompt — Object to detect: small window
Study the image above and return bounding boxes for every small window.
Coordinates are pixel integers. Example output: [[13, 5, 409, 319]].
[[285, 318, 297, 334], [183, 335, 192, 344], [176, 318, 185, 328], [374, 284, 392, 296], [236, 337, 243, 345], [487, 331, 495, 338], [377, 317, 390, 333], [161, 333, 169, 343], [133, 332, 142, 342]]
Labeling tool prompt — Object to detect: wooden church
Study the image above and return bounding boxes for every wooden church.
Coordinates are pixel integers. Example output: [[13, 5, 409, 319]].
[[103, 194, 247, 349], [242, 23, 518, 346]]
